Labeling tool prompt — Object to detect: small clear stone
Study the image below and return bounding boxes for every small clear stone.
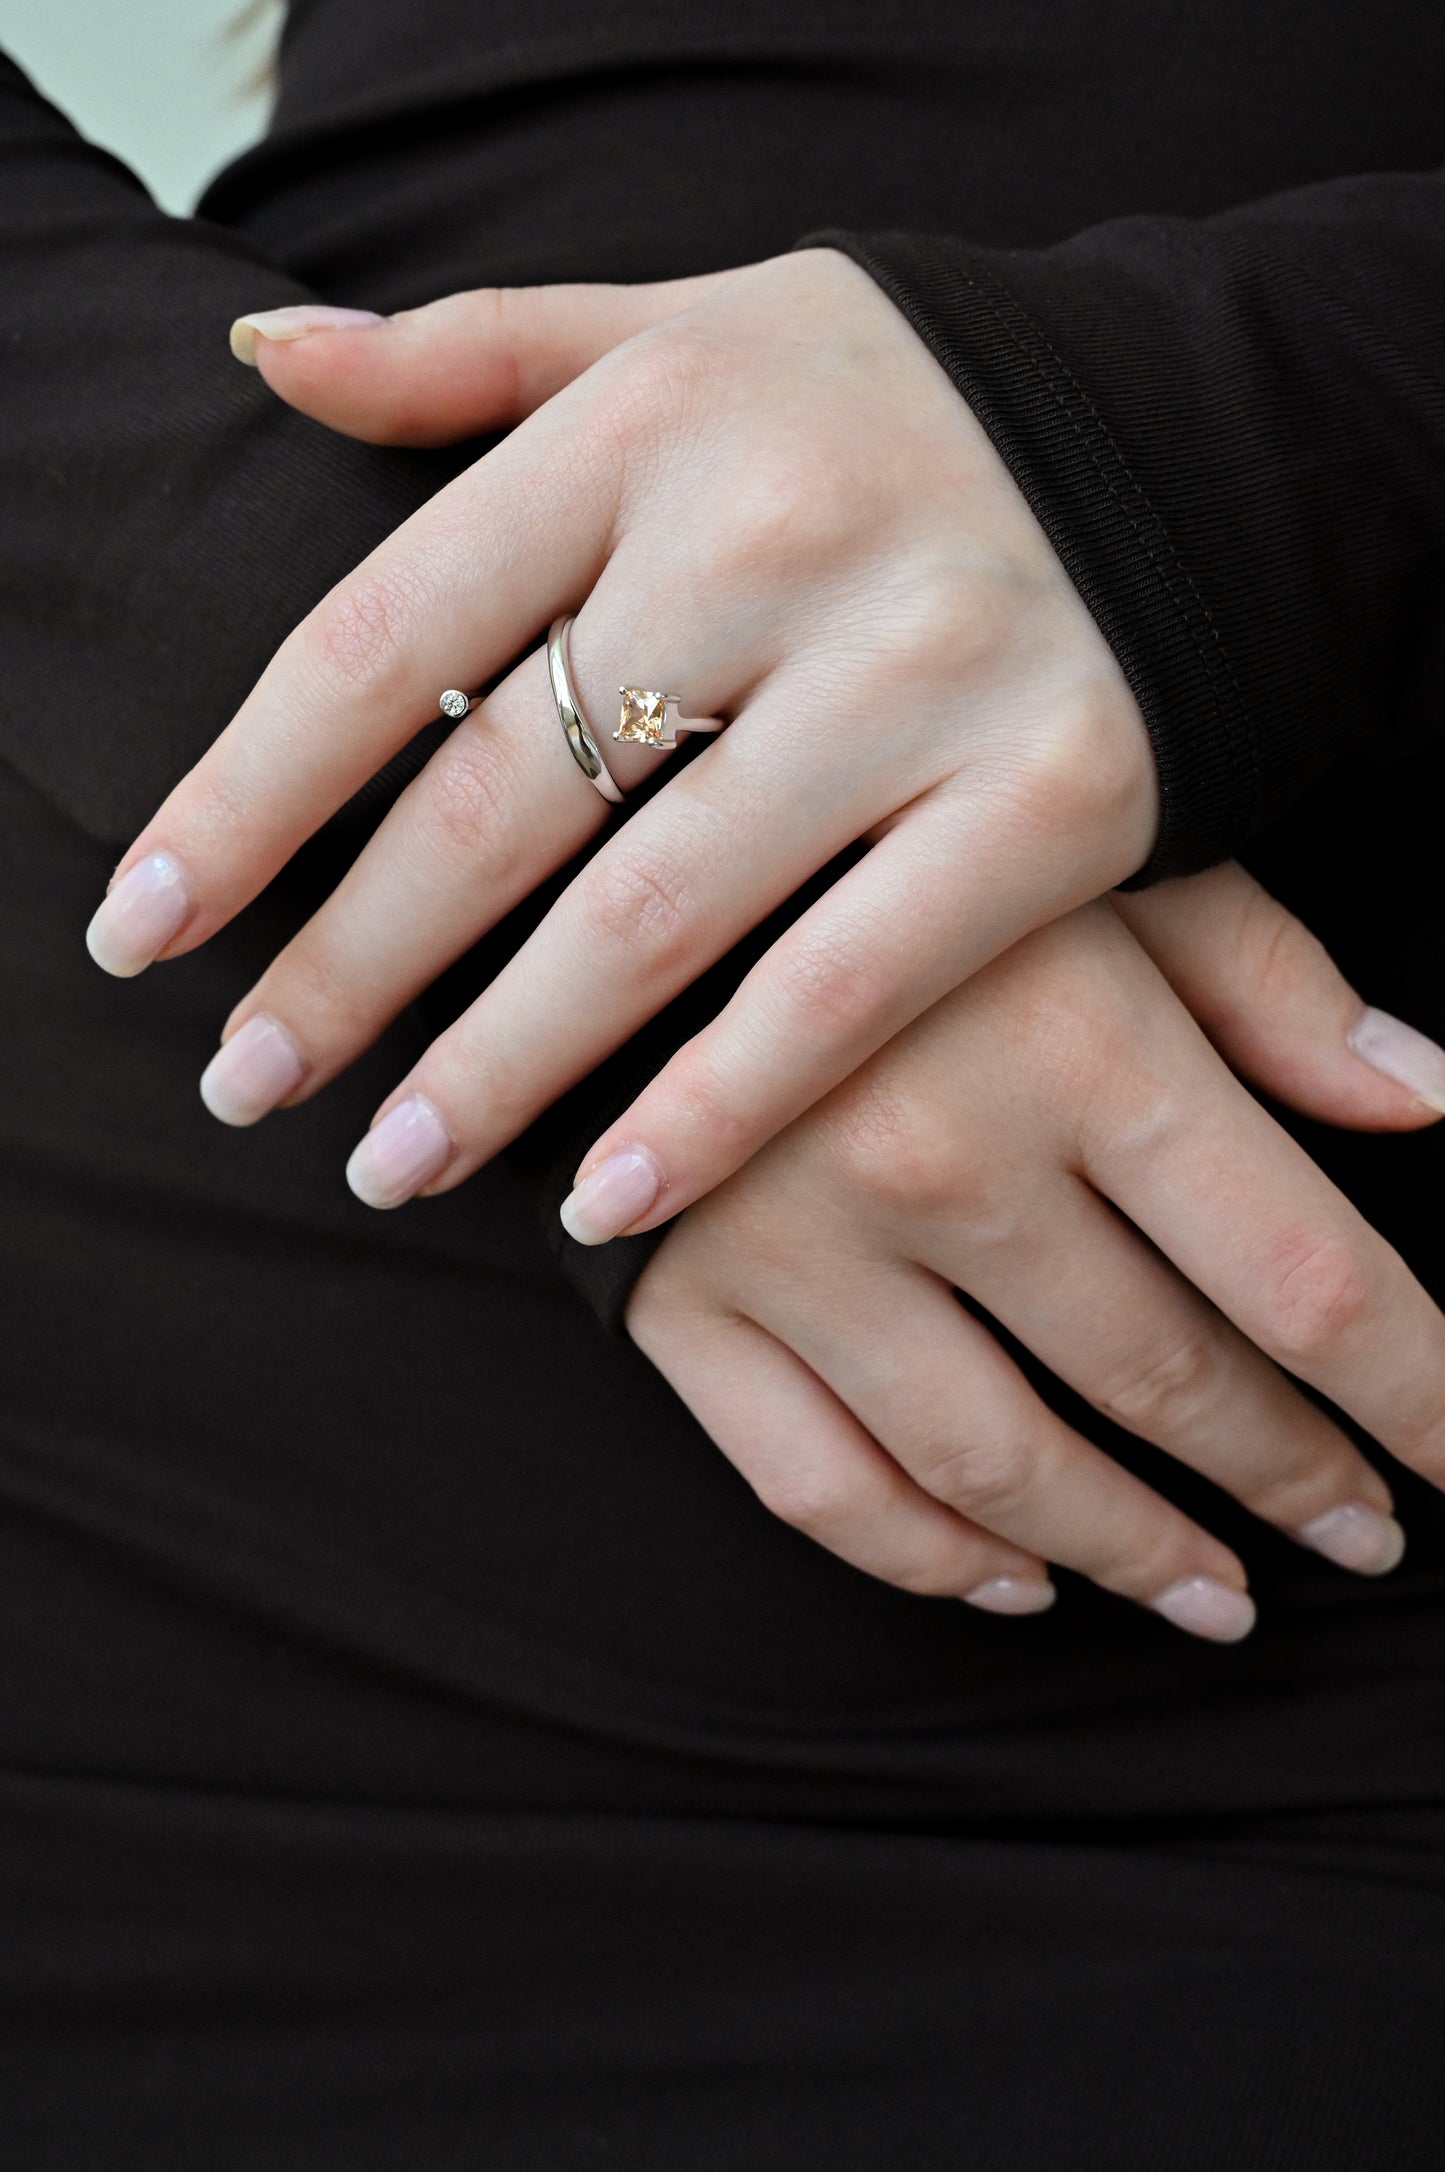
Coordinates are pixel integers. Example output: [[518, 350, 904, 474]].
[[439, 688, 470, 720], [617, 688, 669, 744]]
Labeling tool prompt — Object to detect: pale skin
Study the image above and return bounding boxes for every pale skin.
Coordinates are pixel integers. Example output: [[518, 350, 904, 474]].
[[627, 870, 1445, 1638], [83, 253, 1445, 1634]]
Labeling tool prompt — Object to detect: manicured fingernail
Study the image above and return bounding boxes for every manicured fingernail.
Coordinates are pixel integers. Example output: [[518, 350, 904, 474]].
[[85, 851, 192, 977], [559, 1146, 665, 1246], [1296, 1500, 1406, 1576], [229, 305, 384, 365], [199, 1013, 306, 1128], [1151, 1576, 1257, 1642], [1348, 1006, 1445, 1115], [962, 1576, 1057, 1616], [345, 1095, 453, 1209]]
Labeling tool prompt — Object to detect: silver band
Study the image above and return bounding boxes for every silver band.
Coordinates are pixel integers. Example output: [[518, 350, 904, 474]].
[[547, 615, 625, 805]]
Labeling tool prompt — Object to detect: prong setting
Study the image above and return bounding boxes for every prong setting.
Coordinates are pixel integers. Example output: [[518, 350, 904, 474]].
[[616, 687, 677, 747]]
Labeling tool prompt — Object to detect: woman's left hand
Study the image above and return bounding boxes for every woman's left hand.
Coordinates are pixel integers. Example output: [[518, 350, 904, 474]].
[[88, 248, 1160, 1230], [624, 864, 1445, 1636]]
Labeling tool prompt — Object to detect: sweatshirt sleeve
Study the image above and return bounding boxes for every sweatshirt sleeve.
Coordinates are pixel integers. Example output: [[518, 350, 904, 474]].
[[798, 167, 1445, 882]]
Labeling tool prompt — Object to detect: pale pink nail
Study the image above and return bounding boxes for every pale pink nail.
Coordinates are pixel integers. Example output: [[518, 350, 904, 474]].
[[229, 305, 384, 365], [1151, 1576, 1257, 1643], [199, 1014, 306, 1128], [345, 1095, 453, 1209], [1296, 1501, 1406, 1576], [559, 1146, 666, 1246], [962, 1576, 1057, 1616], [85, 851, 192, 977], [1348, 1006, 1445, 1115]]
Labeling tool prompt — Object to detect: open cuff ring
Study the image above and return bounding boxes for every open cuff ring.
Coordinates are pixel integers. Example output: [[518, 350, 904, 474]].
[[438, 616, 723, 808]]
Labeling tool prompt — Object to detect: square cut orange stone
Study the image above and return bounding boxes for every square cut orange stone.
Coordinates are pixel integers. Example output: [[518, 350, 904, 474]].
[[617, 687, 669, 744]]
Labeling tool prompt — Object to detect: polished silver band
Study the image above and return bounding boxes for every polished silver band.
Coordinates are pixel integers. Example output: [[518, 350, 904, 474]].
[[547, 614, 625, 805]]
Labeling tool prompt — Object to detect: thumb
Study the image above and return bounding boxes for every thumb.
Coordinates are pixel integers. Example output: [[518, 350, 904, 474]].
[[1114, 862, 1445, 1132], [227, 271, 737, 447]]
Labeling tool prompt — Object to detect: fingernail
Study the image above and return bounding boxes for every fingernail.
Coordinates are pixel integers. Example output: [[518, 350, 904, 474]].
[[1296, 1500, 1406, 1576], [229, 305, 385, 365], [345, 1095, 453, 1209], [85, 851, 191, 977], [962, 1576, 1057, 1616], [199, 1013, 306, 1128], [559, 1146, 665, 1245], [1151, 1576, 1257, 1643], [1348, 1006, 1445, 1115]]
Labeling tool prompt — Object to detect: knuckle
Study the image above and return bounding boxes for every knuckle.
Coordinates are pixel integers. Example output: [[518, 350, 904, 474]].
[[1235, 887, 1336, 1015], [270, 935, 376, 1044], [623, 1253, 700, 1350], [1099, 1531, 1206, 1607], [1245, 1459, 1362, 1532], [713, 443, 860, 580], [1005, 676, 1153, 846], [1092, 1328, 1221, 1442], [889, 1548, 976, 1601], [994, 946, 1118, 1098], [423, 1026, 521, 1139], [1388, 1377, 1445, 1471], [577, 841, 695, 975], [824, 1086, 962, 1222], [912, 1433, 1033, 1523], [773, 930, 892, 1044], [655, 1040, 753, 1169], [183, 763, 253, 859], [750, 1461, 856, 1546], [305, 567, 418, 696], [868, 554, 1007, 678], [588, 325, 711, 462], [1261, 1230, 1375, 1366]]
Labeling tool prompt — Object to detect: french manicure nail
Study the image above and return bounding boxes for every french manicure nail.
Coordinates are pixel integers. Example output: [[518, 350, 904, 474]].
[[1296, 1500, 1406, 1576], [559, 1146, 665, 1245], [199, 1014, 306, 1128], [1348, 1006, 1445, 1115], [229, 305, 385, 365], [345, 1095, 453, 1209], [1151, 1576, 1257, 1643], [962, 1576, 1057, 1616], [85, 851, 192, 977]]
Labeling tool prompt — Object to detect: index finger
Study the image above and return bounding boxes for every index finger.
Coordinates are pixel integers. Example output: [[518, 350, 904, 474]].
[[83, 377, 623, 977]]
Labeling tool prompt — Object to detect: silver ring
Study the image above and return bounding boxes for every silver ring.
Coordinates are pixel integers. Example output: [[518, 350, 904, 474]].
[[448, 620, 725, 806], [547, 615, 625, 804], [549, 613, 727, 800]]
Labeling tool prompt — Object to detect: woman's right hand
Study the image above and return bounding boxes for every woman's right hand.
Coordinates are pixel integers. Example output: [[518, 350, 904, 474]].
[[624, 864, 1445, 1638]]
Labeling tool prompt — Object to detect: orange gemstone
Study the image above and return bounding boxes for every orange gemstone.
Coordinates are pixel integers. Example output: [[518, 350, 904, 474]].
[[617, 687, 669, 744]]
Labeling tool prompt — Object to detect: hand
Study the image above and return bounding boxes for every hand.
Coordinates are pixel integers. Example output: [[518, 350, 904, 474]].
[[87, 250, 1157, 1235], [625, 864, 1445, 1638]]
